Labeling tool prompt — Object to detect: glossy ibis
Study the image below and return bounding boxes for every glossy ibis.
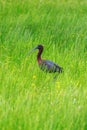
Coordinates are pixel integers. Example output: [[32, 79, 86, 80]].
[[28, 45, 63, 73]]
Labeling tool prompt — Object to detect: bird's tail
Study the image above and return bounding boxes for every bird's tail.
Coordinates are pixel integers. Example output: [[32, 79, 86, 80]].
[[58, 67, 63, 73]]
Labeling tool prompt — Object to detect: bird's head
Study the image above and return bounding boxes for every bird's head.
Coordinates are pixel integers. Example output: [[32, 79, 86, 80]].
[[27, 44, 43, 55], [36, 45, 43, 50]]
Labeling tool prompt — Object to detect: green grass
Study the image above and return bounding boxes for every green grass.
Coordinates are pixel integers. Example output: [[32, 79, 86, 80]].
[[0, 0, 87, 130]]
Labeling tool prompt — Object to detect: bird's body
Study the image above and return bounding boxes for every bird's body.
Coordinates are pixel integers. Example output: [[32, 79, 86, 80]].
[[28, 45, 63, 73], [39, 60, 62, 73]]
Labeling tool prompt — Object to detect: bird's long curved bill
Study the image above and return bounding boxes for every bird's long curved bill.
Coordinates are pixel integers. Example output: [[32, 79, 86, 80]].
[[27, 46, 37, 56]]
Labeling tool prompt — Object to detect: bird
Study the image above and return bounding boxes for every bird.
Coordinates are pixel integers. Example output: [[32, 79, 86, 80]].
[[28, 44, 63, 73]]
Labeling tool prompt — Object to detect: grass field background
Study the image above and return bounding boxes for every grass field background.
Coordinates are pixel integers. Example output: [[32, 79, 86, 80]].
[[0, 0, 87, 130]]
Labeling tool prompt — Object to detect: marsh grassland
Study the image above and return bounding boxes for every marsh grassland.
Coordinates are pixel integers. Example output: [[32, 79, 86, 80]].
[[0, 0, 87, 130]]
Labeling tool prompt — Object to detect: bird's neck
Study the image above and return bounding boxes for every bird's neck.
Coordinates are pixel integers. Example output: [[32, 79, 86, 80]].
[[37, 48, 43, 64]]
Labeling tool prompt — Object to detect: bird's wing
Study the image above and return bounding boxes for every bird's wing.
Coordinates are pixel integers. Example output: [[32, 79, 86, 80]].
[[41, 60, 53, 67], [43, 60, 59, 67], [42, 60, 63, 73]]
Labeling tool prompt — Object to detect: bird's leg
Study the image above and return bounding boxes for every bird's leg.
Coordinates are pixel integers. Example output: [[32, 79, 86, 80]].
[[53, 73, 59, 81]]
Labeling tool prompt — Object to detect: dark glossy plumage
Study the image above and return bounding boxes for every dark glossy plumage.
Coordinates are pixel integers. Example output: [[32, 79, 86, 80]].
[[28, 44, 63, 73], [39, 60, 62, 73]]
